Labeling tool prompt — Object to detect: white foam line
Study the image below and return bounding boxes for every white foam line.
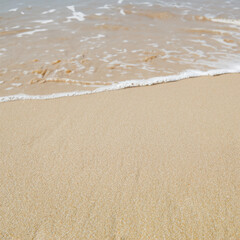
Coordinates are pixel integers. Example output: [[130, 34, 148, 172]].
[[98, 4, 112, 10], [11, 25, 20, 29], [210, 18, 240, 26], [5, 87, 13, 91], [11, 83, 22, 87], [137, 2, 153, 7], [80, 34, 105, 42], [9, 8, 18, 12], [33, 20, 54, 24], [17, 29, 47, 37], [1, 66, 240, 103], [42, 9, 56, 14]]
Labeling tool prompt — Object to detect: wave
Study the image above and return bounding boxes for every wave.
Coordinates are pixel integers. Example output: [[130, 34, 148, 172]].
[[1, 66, 240, 103]]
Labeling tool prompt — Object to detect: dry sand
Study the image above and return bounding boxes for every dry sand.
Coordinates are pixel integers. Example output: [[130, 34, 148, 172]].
[[0, 74, 240, 239]]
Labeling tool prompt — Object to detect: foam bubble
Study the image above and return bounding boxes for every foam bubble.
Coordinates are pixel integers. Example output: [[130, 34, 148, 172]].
[[120, 9, 126, 15], [66, 5, 86, 22]]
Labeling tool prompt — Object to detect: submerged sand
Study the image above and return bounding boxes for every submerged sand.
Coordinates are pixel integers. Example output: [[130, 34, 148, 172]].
[[0, 74, 240, 239]]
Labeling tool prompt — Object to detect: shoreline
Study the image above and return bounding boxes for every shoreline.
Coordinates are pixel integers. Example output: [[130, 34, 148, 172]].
[[0, 73, 240, 239], [1, 68, 240, 103]]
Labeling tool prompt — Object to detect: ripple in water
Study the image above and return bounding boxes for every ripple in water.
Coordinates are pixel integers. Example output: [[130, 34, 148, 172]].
[[0, 0, 239, 100]]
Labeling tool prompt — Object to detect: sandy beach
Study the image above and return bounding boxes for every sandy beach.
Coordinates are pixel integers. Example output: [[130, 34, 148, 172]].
[[0, 73, 240, 239]]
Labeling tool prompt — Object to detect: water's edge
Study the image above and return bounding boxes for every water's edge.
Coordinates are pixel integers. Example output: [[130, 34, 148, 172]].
[[0, 67, 239, 103]]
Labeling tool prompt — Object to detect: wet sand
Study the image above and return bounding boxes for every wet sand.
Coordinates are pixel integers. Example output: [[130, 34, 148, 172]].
[[0, 74, 240, 239]]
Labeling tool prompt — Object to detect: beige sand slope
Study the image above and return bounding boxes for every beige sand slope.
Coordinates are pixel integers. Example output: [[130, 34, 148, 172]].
[[0, 74, 240, 239]]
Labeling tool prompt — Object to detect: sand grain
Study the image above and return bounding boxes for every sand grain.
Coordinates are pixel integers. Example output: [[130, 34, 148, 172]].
[[0, 74, 240, 239]]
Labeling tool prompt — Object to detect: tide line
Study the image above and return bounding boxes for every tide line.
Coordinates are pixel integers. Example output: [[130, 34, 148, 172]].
[[1, 66, 240, 103]]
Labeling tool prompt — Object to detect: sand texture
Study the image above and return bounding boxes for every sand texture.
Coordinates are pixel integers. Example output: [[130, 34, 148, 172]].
[[0, 74, 240, 239]]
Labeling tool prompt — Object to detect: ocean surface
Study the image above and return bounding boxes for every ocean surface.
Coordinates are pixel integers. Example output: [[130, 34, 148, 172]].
[[0, 0, 240, 102]]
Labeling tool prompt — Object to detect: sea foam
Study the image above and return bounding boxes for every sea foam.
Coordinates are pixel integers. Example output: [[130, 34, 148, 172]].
[[1, 66, 240, 103], [210, 18, 240, 26], [66, 5, 86, 22], [17, 29, 47, 37]]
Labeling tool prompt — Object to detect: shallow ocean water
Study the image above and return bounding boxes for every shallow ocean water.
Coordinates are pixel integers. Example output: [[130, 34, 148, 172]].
[[0, 0, 240, 101]]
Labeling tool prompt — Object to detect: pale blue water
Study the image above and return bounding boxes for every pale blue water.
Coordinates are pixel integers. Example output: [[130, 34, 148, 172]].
[[1, 0, 239, 17]]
